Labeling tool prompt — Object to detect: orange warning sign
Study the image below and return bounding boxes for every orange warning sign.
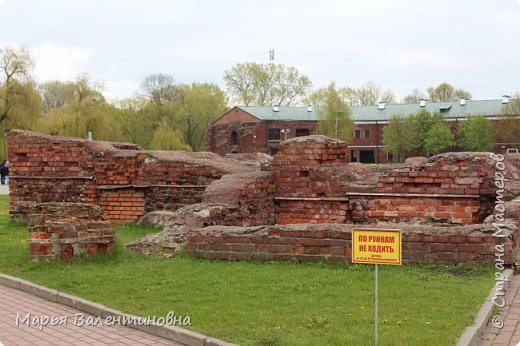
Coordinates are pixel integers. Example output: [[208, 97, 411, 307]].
[[352, 229, 402, 265]]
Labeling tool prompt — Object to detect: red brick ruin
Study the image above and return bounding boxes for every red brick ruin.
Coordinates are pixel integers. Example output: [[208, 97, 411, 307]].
[[8, 130, 520, 265], [8, 130, 254, 222], [28, 203, 115, 261]]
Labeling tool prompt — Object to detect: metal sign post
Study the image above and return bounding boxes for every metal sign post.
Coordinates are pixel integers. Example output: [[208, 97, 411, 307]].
[[375, 263, 378, 346], [352, 229, 402, 346]]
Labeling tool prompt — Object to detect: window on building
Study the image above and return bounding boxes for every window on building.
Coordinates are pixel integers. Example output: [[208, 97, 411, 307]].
[[387, 152, 394, 162], [230, 131, 239, 145], [364, 129, 370, 138], [295, 128, 310, 137], [354, 130, 361, 139], [360, 150, 375, 163], [351, 150, 358, 162], [268, 128, 281, 141], [507, 148, 519, 154]]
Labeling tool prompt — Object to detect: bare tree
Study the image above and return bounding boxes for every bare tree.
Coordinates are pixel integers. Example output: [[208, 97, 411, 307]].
[[0, 46, 33, 84], [497, 93, 520, 145], [355, 82, 381, 106], [380, 89, 396, 104], [401, 89, 427, 104], [140, 73, 179, 106], [426, 83, 472, 102], [339, 82, 395, 106]]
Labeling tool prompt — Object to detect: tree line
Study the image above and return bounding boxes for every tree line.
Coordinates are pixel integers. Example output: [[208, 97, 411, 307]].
[[382, 111, 495, 161], [224, 62, 476, 107], [0, 46, 518, 160], [0, 47, 229, 157]]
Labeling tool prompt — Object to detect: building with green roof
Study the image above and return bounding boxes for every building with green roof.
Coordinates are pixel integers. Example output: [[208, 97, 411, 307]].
[[237, 99, 506, 123], [207, 98, 517, 163]]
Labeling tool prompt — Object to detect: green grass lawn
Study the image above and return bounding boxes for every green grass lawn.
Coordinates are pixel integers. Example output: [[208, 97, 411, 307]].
[[0, 196, 494, 345]]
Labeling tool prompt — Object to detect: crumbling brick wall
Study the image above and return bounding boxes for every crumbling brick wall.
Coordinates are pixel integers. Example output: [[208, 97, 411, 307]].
[[183, 223, 517, 266], [144, 186, 207, 213], [349, 153, 497, 224], [7, 132, 101, 218], [203, 171, 276, 226], [9, 130, 508, 230], [270, 136, 497, 225], [349, 196, 481, 224], [125, 134, 520, 265], [8, 130, 255, 222], [272, 135, 353, 224], [28, 202, 115, 261]]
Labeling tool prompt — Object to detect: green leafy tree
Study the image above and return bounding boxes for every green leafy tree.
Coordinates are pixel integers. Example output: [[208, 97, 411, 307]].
[[112, 97, 156, 148], [409, 111, 454, 156], [1, 81, 40, 130], [0, 46, 40, 127], [459, 115, 495, 151], [309, 82, 354, 142], [425, 121, 454, 154], [149, 120, 192, 151], [223, 62, 312, 106], [409, 110, 435, 155], [38, 75, 124, 141], [173, 83, 227, 151], [39, 103, 124, 142], [38, 74, 105, 114], [0, 47, 37, 122], [0, 46, 41, 159], [131, 76, 228, 151], [39, 80, 70, 114], [382, 115, 417, 162]]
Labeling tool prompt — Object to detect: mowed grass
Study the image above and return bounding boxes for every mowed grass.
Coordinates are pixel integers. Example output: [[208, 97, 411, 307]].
[[0, 196, 494, 345]]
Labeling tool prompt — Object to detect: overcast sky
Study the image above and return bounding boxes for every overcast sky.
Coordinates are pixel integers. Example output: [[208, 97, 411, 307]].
[[1, 0, 519, 102]]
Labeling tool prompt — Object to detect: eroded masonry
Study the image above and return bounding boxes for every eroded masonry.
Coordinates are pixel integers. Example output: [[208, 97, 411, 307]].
[[9, 130, 520, 265]]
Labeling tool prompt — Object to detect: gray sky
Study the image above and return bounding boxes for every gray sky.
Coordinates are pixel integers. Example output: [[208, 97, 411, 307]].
[[1, 0, 519, 102]]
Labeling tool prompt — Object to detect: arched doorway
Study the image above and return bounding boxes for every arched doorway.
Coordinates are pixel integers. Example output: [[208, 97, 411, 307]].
[[230, 131, 239, 145]]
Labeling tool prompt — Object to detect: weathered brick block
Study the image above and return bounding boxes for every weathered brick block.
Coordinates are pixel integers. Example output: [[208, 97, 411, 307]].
[[28, 202, 115, 262]]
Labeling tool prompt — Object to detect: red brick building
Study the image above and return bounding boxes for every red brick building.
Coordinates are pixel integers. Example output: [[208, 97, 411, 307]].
[[208, 106, 317, 156], [207, 98, 518, 162]]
